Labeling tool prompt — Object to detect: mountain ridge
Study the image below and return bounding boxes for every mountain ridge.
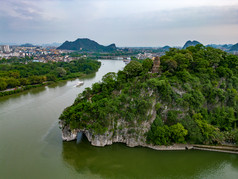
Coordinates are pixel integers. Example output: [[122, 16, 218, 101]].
[[229, 43, 238, 51], [182, 40, 201, 49], [57, 38, 117, 52]]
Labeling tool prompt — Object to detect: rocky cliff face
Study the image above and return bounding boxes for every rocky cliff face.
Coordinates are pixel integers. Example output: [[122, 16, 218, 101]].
[[60, 120, 192, 151], [61, 125, 149, 147], [61, 100, 157, 147], [62, 119, 151, 147], [60, 86, 187, 148]]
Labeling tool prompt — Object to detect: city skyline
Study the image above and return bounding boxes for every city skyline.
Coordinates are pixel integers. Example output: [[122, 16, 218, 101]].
[[1, 0, 238, 47]]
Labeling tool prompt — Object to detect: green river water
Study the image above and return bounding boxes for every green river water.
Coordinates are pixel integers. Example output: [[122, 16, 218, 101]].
[[0, 60, 238, 179]]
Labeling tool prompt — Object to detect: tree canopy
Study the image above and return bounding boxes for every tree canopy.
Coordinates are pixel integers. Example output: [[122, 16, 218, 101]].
[[60, 45, 238, 145], [0, 59, 101, 93]]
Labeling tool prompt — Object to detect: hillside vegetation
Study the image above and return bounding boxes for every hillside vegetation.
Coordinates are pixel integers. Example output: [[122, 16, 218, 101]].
[[60, 45, 238, 145], [57, 38, 116, 52]]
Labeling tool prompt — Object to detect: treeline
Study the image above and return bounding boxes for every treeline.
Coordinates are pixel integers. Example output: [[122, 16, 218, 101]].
[[60, 45, 238, 145], [0, 56, 33, 64], [0, 59, 101, 92], [0, 84, 45, 97]]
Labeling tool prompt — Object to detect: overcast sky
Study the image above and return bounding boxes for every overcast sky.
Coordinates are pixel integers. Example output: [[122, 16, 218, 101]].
[[0, 0, 238, 46]]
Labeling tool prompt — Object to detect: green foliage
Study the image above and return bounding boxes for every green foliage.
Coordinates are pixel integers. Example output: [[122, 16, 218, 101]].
[[0, 84, 45, 97], [181, 116, 204, 144], [210, 107, 236, 131], [147, 119, 187, 145], [55, 67, 67, 77], [124, 61, 143, 77], [0, 59, 101, 94], [60, 45, 238, 146], [142, 58, 153, 72], [0, 81, 7, 90], [166, 110, 180, 126], [147, 125, 171, 145], [170, 123, 188, 143], [193, 113, 221, 144], [46, 74, 57, 82]]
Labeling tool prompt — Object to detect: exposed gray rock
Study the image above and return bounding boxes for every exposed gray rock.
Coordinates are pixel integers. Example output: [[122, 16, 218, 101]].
[[61, 99, 157, 147], [61, 125, 194, 150], [61, 124, 79, 141]]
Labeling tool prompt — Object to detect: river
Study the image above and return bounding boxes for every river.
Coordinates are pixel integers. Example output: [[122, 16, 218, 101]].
[[0, 60, 238, 179]]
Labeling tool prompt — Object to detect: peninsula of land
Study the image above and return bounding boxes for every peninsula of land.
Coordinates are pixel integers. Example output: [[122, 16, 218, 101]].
[[60, 45, 238, 153]]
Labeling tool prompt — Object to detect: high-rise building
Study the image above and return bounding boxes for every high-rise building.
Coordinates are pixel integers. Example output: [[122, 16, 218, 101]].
[[0, 45, 11, 53]]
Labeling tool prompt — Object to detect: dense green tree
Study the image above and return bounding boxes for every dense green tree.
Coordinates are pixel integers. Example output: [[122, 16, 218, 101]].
[[142, 58, 153, 72], [55, 67, 67, 77], [124, 61, 143, 77], [0, 81, 7, 90], [5, 78, 20, 88], [46, 74, 57, 82], [170, 123, 188, 143], [19, 78, 29, 86]]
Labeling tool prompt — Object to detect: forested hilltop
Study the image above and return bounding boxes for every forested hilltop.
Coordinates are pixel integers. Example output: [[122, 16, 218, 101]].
[[0, 59, 101, 96], [57, 38, 116, 52], [60, 45, 238, 146]]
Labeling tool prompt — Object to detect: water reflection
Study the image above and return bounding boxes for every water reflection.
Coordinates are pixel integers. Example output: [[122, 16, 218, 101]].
[[80, 73, 96, 80], [62, 139, 238, 179], [0, 72, 97, 103], [28, 86, 46, 95], [0, 60, 127, 179], [0, 86, 47, 104]]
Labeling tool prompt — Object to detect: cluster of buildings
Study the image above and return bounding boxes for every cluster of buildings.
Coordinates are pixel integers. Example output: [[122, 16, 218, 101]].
[[136, 52, 164, 60], [0, 44, 168, 63], [32, 55, 76, 63], [0, 45, 76, 62]]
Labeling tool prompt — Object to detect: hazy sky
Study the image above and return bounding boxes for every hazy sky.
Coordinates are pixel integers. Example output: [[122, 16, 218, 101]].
[[0, 0, 238, 46]]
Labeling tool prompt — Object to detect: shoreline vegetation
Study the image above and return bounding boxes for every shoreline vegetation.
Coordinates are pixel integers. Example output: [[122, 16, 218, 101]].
[[0, 59, 101, 97], [60, 45, 238, 152]]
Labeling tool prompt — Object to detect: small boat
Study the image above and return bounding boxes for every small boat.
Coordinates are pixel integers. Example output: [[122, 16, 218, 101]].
[[76, 81, 84, 87]]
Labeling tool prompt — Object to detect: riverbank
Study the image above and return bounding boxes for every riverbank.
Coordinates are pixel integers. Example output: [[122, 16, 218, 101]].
[[144, 144, 238, 154], [0, 83, 46, 97], [193, 144, 238, 154], [0, 73, 92, 97], [61, 127, 238, 154]]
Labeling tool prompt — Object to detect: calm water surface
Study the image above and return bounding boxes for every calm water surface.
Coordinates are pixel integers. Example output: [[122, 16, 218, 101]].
[[0, 60, 238, 179]]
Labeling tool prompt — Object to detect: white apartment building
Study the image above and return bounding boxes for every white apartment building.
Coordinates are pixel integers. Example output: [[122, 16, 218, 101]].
[[0, 45, 11, 53]]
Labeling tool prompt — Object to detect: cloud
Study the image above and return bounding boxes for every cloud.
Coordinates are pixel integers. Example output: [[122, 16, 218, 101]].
[[0, 0, 238, 45], [0, 0, 42, 20]]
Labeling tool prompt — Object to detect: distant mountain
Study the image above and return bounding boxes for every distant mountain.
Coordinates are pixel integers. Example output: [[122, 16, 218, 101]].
[[41, 43, 61, 47], [183, 40, 201, 49], [162, 45, 171, 51], [158, 45, 171, 52], [206, 44, 222, 48], [20, 43, 36, 47], [222, 44, 232, 49], [229, 43, 238, 51], [206, 44, 233, 51], [57, 38, 117, 52]]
